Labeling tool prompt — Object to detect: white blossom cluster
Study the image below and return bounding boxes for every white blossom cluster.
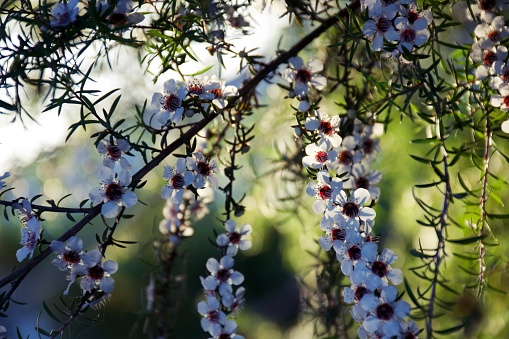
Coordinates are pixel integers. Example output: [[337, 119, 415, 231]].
[[144, 76, 239, 130], [89, 138, 138, 218], [197, 220, 252, 339], [301, 111, 418, 337], [48, 0, 144, 29], [361, 0, 432, 60]]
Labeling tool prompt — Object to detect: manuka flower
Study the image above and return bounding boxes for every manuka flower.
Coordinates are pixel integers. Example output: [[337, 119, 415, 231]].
[[50, 0, 79, 28], [305, 111, 342, 148], [392, 16, 431, 53], [202, 256, 244, 297], [332, 188, 376, 229], [282, 56, 327, 97], [318, 214, 347, 253], [162, 158, 195, 203], [73, 249, 118, 293], [146, 79, 188, 128], [472, 44, 508, 80], [361, 244, 403, 285], [343, 164, 382, 200], [187, 152, 219, 188], [302, 140, 338, 169], [333, 136, 363, 175], [50, 236, 83, 271], [362, 3, 399, 51], [206, 76, 239, 110], [474, 15, 508, 49], [209, 320, 245, 339], [14, 199, 41, 262], [216, 220, 252, 256], [198, 297, 227, 336], [96, 138, 131, 171], [89, 167, 138, 218], [305, 170, 343, 214], [96, 0, 144, 28], [490, 84, 509, 110]]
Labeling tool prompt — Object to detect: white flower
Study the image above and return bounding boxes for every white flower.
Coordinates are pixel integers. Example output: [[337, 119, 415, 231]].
[[305, 111, 342, 148], [146, 79, 188, 128], [361, 286, 411, 336], [197, 297, 227, 336], [73, 249, 118, 293], [318, 214, 347, 252], [362, 244, 403, 285], [343, 164, 382, 200], [353, 125, 380, 164], [162, 158, 195, 203], [472, 44, 508, 80], [50, 236, 83, 271], [398, 319, 420, 339], [216, 220, 252, 256], [50, 0, 79, 28], [208, 319, 245, 339], [89, 167, 138, 218], [206, 76, 239, 109], [187, 152, 219, 188], [13, 199, 41, 262], [362, 4, 399, 51], [474, 16, 508, 49], [202, 256, 245, 296], [96, 138, 131, 171], [96, 0, 144, 28], [282, 56, 327, 97], [392, 16, 431, 53], [490, 84, 509, 110], [305, 170, 343, 214], [333, 188, 376, 229], [333, 136, 363, 175], [302, 140, 338, 169]]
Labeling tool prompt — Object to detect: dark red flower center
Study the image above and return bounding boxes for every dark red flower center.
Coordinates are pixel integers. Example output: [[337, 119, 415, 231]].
[[171, 174, 185, 189], [216, 268, 231, 282], [188, 80, 204, 95], [407, 11, 419, 24], [63, 250, 81, 264], [479, 0, 496, 11], [376, 303, 394, 320], [401, 28, 416, 42], [319, 121, 333, 135], [331, 228, 346, 242], [105, 183, 123, 201], [347, 245, 362, 260], [354, 286, 369, 300], [488, 30, 501, 42], [318, 185, 332, 200], [502, 70, 509, 82], [504, 96, 509, 107], [219, 334, 232, 339], [208, 310, 221, 323], [315, 151, 328, 163], [484, 51, 498, 66], [107, 145, 121, 160], [229, 232, 241, 244], [163, 94, 180, 111], [372, 261, 389, 278], [377, 17, 391, 33], [88, 265, 105, 280], [355, 176, 370, 190], [197, 161, 211, 176], [339, 150, 354, 165], [363, 139, 374, 154], [109, 13, 127, 26], [342, 202, 359, 218], [296, 69, 312, 83]]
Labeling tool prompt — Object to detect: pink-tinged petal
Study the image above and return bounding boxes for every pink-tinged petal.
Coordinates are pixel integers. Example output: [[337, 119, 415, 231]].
[[216, 234, 229, 246], [89, 187, 105, 205], [122, 190, 137, 208], [220, 256, 234, 269], [361, 241, 378, 262], [16, 247, 32, 262], [310, 74, 327, 90], [230, 271, 244, 285], [161, 185, 174, 199], [101, 201, 119, 218], [103, 260, 118, 274], [225, 219, 237, 232], [319, 236, 333, 251], [50, 240, 66, 254], [82, 250, 102, 267], [388, 268, 403, 285], [100, 277, 115, 292], [206, 258, 220, 273], [288, 56, 304, 69]]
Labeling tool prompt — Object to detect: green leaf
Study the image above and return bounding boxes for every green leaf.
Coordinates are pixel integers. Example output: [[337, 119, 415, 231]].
[[434, 323, 465, 334], [42, 301, 63, 324], [486, 282, 508, 295], [447, 235, 486, 244]]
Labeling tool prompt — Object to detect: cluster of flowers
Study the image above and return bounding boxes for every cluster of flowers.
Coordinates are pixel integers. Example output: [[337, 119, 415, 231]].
[[50, 236, 117, 304], [48, 0, 144, 29], [144, 76, 239, 130], [197, 219, 252, 338], [301, 111, 419, 337], [89, 138, 138, 218], [361, 0, 433, 60]]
